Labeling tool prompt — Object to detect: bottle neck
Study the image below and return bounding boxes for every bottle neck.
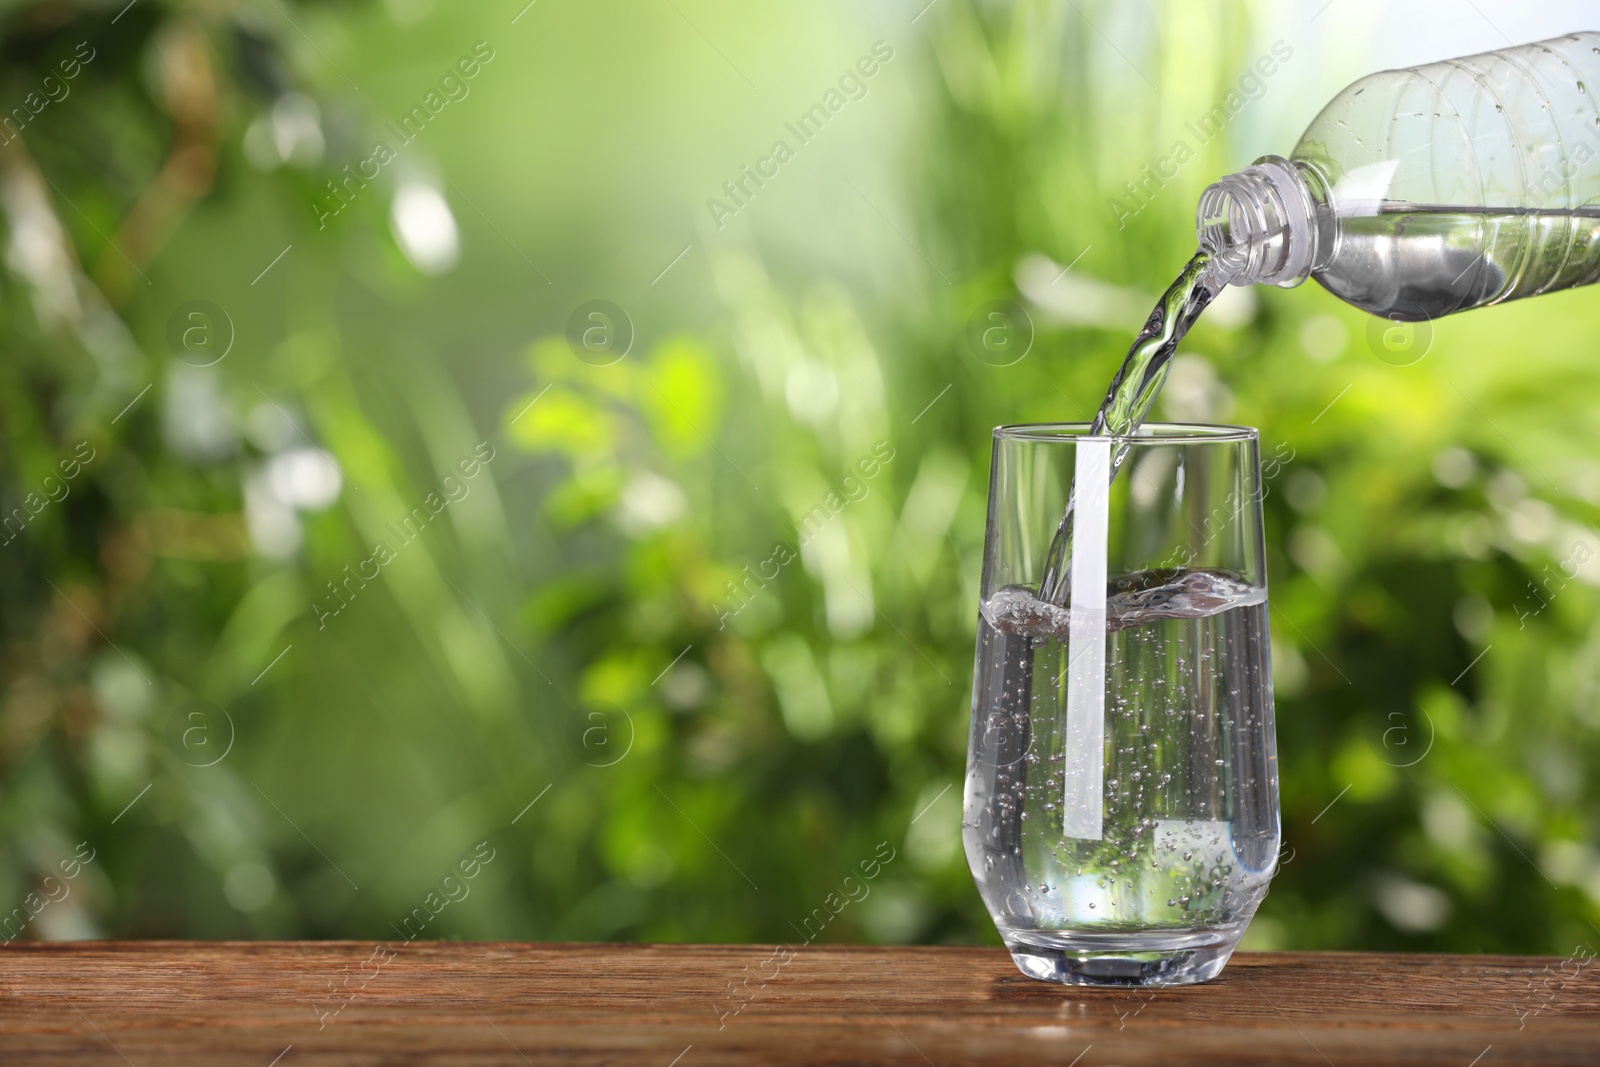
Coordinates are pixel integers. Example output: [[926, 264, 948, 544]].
[[1196, 156, 1325, 288]]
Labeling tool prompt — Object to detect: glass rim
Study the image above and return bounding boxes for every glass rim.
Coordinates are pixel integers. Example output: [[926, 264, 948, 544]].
[[992, 421, 1259, 444]]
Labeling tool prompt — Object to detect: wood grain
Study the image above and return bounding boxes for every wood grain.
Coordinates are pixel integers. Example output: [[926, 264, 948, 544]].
[[0, 942, 1595, 1065]]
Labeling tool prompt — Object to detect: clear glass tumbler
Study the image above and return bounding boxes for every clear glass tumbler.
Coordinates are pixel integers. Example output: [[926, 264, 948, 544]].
[[964, 423, 1279, 987]]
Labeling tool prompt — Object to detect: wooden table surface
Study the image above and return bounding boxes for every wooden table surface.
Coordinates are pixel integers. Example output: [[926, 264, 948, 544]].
[[0, 942, 1595, 1066]]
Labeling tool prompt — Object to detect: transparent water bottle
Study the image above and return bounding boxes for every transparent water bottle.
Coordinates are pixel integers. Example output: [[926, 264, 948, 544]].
[[1198, 31, 1600, 320]]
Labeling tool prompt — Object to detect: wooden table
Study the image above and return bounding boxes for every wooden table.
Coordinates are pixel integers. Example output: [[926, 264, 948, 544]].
[[0, 942, 1595, 1065]]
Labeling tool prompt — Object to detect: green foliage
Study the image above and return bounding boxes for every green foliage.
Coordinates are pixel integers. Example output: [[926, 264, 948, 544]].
[[0, 0, 1595, 957]]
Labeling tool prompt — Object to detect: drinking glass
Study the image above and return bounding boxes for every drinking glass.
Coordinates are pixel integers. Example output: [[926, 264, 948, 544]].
[[964, 423, 1279, 987]]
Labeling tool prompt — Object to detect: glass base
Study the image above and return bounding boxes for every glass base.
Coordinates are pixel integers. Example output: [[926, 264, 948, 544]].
[[1004, 928, 1241, 987]]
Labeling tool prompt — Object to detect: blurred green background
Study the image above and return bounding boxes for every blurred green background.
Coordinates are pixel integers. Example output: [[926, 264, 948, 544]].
[[2, 0, 1599, 956]]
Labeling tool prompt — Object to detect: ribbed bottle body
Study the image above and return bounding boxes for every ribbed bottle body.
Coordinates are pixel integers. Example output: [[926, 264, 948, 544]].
[[1293, 32, 1600, 320]]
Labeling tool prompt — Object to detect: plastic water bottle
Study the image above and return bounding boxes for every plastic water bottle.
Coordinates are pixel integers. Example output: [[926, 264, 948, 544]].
[[1198, 31, 1600, 320]]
